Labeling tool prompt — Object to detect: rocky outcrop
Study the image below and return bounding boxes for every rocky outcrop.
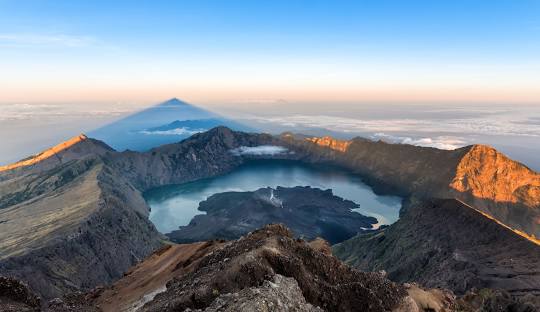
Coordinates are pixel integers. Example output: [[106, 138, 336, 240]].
[[196, 274, 324, 312], [449, 145, 540, 239], [143, 224, 409, 312], [92, 224, 533, 312], [0, 276, 40, 312], [333, 198, 540, 302], [167, 186, 377, 244]]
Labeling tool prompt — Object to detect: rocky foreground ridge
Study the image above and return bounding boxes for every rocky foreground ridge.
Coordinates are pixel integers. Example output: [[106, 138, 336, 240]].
[[334, 198, 540, 303], [0, 126, 539, 309], [4, 224, 536, 312]]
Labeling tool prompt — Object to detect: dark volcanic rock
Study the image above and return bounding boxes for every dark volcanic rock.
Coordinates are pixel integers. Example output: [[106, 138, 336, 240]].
[[193, 274, 324, 312], [143, 224, 408, 312], [0, 276, 40, 312], [333, 198, 540, 302], [167, 186, 377, 244]]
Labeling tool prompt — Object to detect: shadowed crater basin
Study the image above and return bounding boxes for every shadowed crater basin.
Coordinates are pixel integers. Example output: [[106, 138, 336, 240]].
[[144, 159, 402, 235]]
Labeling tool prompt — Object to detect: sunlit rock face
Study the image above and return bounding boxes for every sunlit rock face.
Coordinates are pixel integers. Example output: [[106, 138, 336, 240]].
[[451, 144, 540, 205], [0, 134, 89, 172], [306, 136, 351, 152]]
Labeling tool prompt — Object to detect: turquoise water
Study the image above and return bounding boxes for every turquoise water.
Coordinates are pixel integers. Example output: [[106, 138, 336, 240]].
[[144, 160, 402, 234]]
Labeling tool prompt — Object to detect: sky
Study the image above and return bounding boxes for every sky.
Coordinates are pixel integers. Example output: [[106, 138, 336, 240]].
[[1, 0, 540, 104]]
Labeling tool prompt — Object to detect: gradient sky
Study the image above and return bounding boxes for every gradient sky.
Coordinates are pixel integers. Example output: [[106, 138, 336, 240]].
[[1, 0, 539, 104]]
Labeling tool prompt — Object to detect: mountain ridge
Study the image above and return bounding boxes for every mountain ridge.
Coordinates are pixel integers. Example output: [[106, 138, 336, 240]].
[[1, 126, 539, 304], [281, 133, 540, 238]]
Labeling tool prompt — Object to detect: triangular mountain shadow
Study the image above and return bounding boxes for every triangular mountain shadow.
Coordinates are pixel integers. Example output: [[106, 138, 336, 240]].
[[89, 98, 252, 152]]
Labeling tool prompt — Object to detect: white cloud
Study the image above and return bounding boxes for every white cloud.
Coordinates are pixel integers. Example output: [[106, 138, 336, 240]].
[[0, 33, 97, 48], [139, 127, 205, 136], [230, 145, 289, 156], [372, 133, 467, 150]]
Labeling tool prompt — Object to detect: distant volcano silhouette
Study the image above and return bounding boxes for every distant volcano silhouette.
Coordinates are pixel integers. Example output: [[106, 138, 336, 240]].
[[89, 98, 250, 151]]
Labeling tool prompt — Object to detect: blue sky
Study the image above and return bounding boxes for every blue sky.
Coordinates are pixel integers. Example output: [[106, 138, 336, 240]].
[[0, 0, 539, 103]]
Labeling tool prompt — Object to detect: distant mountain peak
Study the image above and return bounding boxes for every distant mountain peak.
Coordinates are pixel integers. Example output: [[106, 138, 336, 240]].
[[159, 97, 189, 106]]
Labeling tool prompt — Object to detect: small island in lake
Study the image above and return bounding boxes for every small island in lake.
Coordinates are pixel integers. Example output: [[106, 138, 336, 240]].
[[167, 186, 377, 244]]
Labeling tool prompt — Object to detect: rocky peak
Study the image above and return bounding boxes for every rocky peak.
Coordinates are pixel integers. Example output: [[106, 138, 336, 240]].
[[0, 134, 114, 177], [451, 144, 540, 206], [306, 136, 351, 152]]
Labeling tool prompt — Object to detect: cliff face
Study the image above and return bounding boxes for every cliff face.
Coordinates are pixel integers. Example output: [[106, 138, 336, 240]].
[[450, 145, 540, 237], [333, 198, 540, 300], [281, 134, 540, 238]]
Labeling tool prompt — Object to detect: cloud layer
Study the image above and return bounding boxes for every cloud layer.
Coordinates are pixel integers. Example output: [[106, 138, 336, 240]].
[[246, 114, 540, 138], [230, 145, 289, 156], [139, 127, 204, 136], [372, 133, 467, 150]]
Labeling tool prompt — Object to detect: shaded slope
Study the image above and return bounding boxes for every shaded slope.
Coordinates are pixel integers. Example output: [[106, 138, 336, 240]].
[[0, 137, 163, 299], [333, 198, 540, 298]]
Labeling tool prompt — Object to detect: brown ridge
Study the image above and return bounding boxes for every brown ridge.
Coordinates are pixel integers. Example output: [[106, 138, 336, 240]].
[[0, 134, 88, 172]]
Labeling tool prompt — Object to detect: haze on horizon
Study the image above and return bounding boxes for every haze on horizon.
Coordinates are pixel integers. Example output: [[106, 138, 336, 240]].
[[0, 0, 539, 104], [1, 1, 540, 171]]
